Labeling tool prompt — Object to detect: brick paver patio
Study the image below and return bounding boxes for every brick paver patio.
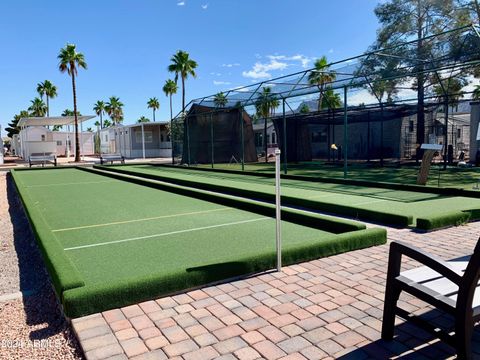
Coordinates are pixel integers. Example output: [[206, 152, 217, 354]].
[[71, 223, 480, 359]]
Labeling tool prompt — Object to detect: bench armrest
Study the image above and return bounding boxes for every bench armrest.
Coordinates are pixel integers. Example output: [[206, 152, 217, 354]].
[[388, 241, 463, 285]]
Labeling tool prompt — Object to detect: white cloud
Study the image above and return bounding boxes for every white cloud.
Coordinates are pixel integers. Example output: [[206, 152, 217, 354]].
[[222, 63, 240, 68], [201, 3, 208, 9], [267, 54, 312, 68], [177, 1, 185, 6], [213, 80, 231, 85], [328, 49, 334, 54], [209, 72, 222, 76], [242, 59, 288, 79]]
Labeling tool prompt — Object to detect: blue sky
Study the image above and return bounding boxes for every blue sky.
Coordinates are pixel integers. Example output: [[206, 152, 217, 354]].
[[0, 0, 380, 133]]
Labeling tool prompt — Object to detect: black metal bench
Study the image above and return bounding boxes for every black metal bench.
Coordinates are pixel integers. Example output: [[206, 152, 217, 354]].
[[382, 239, 480, 359], [100, 154, 125, 165]]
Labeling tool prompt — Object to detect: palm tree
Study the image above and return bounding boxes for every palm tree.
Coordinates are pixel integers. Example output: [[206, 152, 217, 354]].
[[137, 116, 150, 123], [103, 119, 112, 128], [167, 50, 198, 113], [147, 97, 160, 122], [321, 88, 342, 109], [93, 100, 106, 129], [28, 97, 47, 117], [474, 85, 480, 100], [105, 96, 124, 125], [36, 80, 57, 117], [255, 87, 279, 162], [308, 56, 336, 112], [213, 92, 228, 108], [163, 79, 178, 165], [163, 79, 178, 122], [58, 43, 87, 162]]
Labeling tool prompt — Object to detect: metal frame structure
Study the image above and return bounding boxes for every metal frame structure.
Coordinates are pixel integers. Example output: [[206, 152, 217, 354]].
[[172, 24, 480, 175]]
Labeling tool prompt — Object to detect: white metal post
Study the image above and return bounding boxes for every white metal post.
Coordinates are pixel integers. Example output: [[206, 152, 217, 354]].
[[141, 123, 146, 159], [80, 120, 84, 161], [275, 148, 282, 272]]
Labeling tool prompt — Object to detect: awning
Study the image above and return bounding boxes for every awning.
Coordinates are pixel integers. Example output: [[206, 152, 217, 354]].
[[18, 116, 95, 127]]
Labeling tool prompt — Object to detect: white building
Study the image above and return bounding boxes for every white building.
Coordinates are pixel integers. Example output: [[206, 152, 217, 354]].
[[16, 116, 95, 160], [99, 122, 171, 158]]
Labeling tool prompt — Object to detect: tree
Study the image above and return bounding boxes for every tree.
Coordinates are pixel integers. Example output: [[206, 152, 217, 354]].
[[137, 116, 150, 123], [87, 127, 93, 132], [213, 92, 228, 108], [147, 97, 160, 122], [5, 110, 29, 138], [372, 0, 455, 151], [433, 76, 467, 111], [321, 88, 342, 109], [163, 79, 178, 122], [299, 103, 310, 114], [168, 50, 198, 113], [36, 80, 57, 117], [308, 56, 336, 112], [55, 109, 81, 131], [58, 43, 87, 162], [473, 85, 480, 100], [93, 100, 106, 129], [105, 96, 124, 125], [255, 87, 279, 162], [103, 119, 112, 128], [28, 97, 47, 117]]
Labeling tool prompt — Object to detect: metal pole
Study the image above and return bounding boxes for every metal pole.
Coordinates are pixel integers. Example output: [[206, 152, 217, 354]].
[[343, 86, 348, 179], [210, 113, 214, 168], [240, 109, 245, 171], [444, 96, 449, 169], [171, 118, 174, 165], [186, 115, 191, 165], [141, 123, 146, 159], [80, 119, 84, 161], [283, 99, 287, 174], [275, 148, 282, 272]]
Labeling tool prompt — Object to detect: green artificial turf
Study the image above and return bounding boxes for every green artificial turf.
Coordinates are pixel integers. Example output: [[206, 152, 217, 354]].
[[96, 164, 480, 229], [11, 167, 385, 317], [195, 161, 480, 189]]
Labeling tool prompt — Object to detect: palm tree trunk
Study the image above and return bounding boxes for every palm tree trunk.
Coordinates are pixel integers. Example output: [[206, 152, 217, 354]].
[[170, 95, 174, 165], [153, 109, 156, 122], [182, 76, 186, 113], [46, 95, 50, 117], [100, 112, 103, 129], [72, 72, 80, 162]]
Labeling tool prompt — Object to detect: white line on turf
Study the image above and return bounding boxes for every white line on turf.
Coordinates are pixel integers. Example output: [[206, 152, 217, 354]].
[[26, 180, 115, 188], [64, 217, 269, 251], [52, 208, 231, 232]]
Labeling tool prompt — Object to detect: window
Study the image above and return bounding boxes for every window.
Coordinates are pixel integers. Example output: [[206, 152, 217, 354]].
[[271, 132, 276, 144], [409, 120, 414, 132], [41, 135, 45, 141], [56, 140, 62, 146], [266, 134, 270, 144], [135, 130, 153, 143], [457, 128, 461, 138], [104, 135, 108, 142], [160, 134, 164, 142]]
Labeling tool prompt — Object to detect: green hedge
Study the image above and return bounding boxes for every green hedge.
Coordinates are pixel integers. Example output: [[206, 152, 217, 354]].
[[416, 209, 480, 231], [62, 227, 386, 317], [10, 171, 85, 297], [95, 165, 412, 227]]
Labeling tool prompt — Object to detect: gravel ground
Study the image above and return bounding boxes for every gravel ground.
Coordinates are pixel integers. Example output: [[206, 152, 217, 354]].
[[0, 171, 83, 360]]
